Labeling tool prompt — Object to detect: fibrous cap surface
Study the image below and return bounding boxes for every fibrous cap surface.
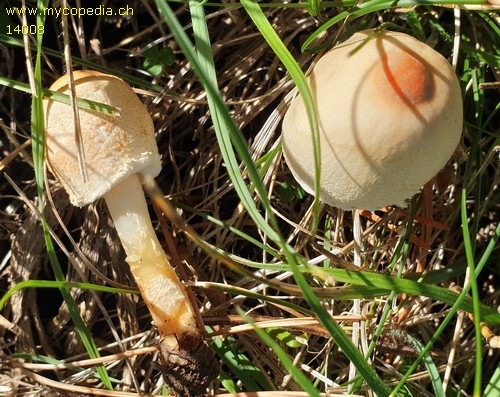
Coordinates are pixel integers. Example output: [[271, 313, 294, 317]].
[[45, 70, 161, 206]]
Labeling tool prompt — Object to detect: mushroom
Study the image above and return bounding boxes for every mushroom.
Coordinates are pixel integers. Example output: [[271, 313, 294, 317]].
[[282, 29, 463, 210], [44, 70, 218, 397]]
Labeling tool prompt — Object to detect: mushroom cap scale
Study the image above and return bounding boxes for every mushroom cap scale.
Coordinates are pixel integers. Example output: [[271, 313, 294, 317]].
[[44, 70, 161, 207], [282, 29, 463, 210]]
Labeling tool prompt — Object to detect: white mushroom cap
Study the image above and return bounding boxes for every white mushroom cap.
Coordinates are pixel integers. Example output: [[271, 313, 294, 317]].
[[282, 29, 463, 210], [44, 70, 161, 207]]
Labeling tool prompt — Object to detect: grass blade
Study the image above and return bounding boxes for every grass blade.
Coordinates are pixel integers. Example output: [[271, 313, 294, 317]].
[[0, 280, 138, 312], [239, 309, 320, 396], [389, 330, 445, 397], [154, 2, 390, 394], [30, 0, 112, 388], [484, 366, 500, 397], [211, 332, 273, 391], [390, 221, 500, 395], [240, 0, 322, 234], [154, 0, 285, 246]]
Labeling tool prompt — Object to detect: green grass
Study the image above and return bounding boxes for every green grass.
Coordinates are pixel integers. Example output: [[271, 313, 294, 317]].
[[28, 0, 113, 389], [0, 0, 498, 396]]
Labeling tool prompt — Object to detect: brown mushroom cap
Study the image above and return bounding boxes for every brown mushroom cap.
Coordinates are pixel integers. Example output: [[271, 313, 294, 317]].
[[44, 70, 161, 207], [282, 29, 463, 210]]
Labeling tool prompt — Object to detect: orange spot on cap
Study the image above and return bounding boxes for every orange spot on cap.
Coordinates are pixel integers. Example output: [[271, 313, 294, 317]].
[[384, 51, 434, 105]]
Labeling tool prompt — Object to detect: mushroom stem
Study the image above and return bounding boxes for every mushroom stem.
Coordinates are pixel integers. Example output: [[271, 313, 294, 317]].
[[104, 173, 199, 339]]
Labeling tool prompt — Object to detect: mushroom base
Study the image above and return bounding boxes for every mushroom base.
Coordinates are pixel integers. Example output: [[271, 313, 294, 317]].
[[160, 333, 220, 397]]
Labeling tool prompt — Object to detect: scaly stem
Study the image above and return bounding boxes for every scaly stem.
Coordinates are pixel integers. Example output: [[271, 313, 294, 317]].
[[104, 173, 199, 339]]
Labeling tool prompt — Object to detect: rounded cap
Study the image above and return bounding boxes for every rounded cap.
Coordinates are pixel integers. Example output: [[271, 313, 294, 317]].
[[45, 70, 161, 207], [282, 29, 463, 210]]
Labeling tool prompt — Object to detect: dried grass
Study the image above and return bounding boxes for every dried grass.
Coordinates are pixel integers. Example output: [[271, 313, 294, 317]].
[[0, 1, 499, 396]]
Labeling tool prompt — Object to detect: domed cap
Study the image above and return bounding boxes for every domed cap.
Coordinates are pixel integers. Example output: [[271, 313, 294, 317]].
[[282, 29, 463, 210], [44, 70, 161, 207]]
